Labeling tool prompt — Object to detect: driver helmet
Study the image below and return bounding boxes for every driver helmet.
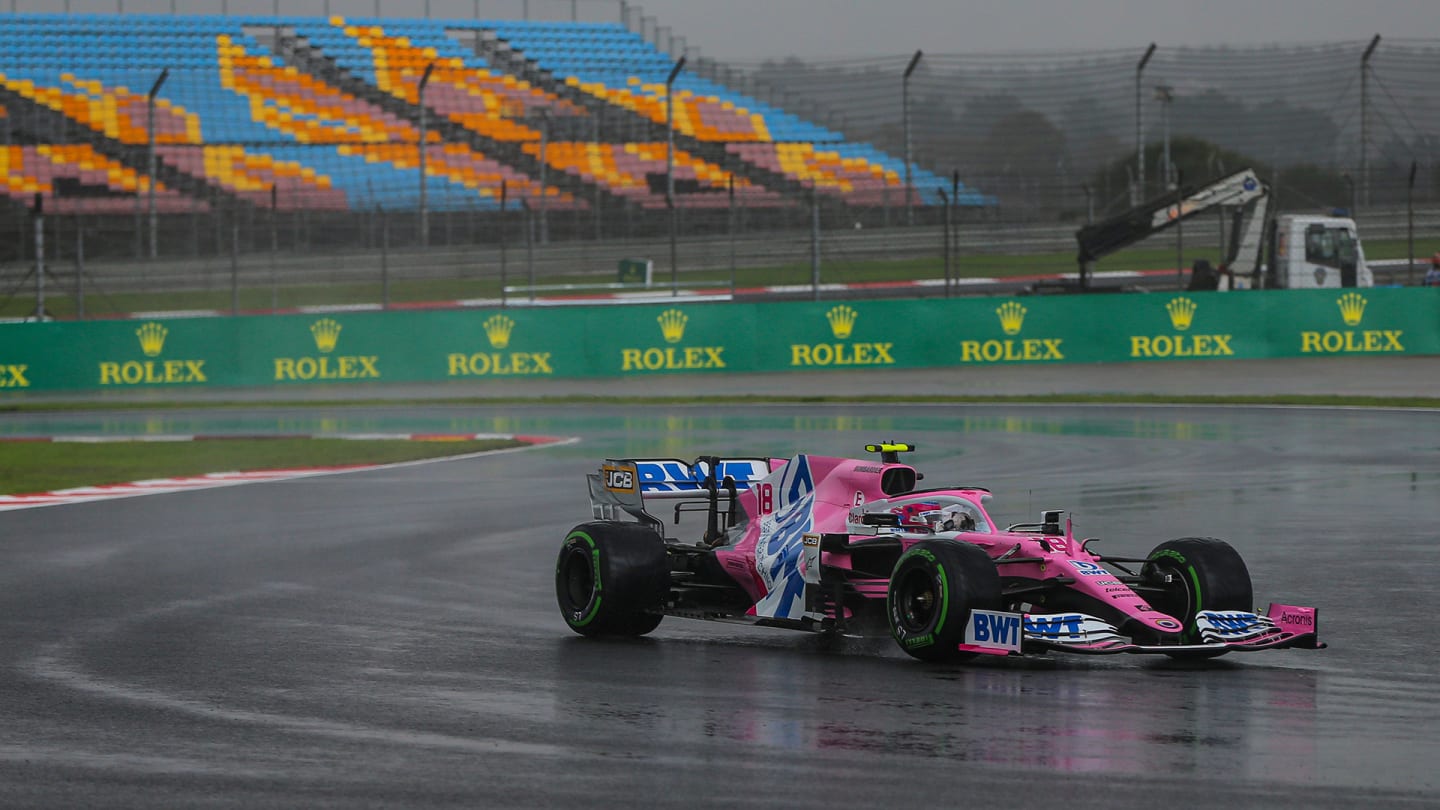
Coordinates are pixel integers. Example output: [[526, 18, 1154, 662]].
[[892, 502, 942, 529]]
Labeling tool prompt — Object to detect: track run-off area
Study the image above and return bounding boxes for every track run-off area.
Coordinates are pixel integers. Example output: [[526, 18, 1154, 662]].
[[1, 358, 1438, 808]]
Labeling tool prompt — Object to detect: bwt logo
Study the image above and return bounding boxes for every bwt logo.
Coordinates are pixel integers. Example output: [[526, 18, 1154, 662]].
[[635, 460, 767, 492], [971, 611, 1021, 646], [1200, 611, 1259, 632], [1025, 614, 1085, 637]]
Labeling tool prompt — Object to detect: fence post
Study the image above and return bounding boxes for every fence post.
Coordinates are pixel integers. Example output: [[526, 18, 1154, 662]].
[[939, 187, 950, 298], [728, 174, 736, 297], [500, 180, 508, 308], [950, 170, 960, 297], [380, 206, 390, 310], [230, 205, 240, 316], [269, 185, 279, 314], [809, 187, 820, 301], [1407, 161, 1417, 285], [33, 194, 45, 321], [74, 214, 85, 319], [525, 201, 535, 302]]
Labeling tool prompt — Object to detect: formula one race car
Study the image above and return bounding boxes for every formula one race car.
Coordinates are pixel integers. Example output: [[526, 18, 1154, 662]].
[[555, 444, 1324, 661]]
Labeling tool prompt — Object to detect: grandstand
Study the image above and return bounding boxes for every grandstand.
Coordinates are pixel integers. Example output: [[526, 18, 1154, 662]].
[[0, 11, 981, 236]]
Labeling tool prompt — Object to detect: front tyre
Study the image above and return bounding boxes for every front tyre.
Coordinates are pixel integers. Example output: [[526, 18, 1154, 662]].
[[887, 540, 1002, 663], [1143, 537, 1253, 657], [556, 521, 668, 637]]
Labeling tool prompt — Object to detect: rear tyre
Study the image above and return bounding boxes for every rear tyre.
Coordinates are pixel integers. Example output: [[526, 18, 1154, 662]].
[[556, 521, 668, 637], [1143, 537, 1253, 658], [887, 540, 1002, 663]]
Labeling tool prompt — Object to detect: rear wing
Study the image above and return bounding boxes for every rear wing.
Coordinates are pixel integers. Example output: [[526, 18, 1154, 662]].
[[586, 457, 774, 526]]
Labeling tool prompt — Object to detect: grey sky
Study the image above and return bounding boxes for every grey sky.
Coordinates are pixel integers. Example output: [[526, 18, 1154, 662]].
[[8, 0, 1439, 61], [629, 0, 1440, 62]]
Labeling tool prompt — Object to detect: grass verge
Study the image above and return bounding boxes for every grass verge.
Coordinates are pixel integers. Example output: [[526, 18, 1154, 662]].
[[0, 437, 523, 496], [5, 236, 1436, 320]]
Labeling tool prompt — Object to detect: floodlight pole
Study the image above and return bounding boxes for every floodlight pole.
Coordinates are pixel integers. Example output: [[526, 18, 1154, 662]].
[[902, 49, 923, 226], [666, 56, 686, 296], [1135, 43, 1156, 204], [146, 68, 169, 260], [1359, 34, 1380, 210], [418, 61, 436, 250]]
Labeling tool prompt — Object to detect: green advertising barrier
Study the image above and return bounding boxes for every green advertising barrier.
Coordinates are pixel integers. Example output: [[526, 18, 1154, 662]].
[[2, 288, 1438, 392]]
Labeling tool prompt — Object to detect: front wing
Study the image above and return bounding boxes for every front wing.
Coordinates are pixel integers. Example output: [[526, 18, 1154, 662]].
[[959, 603, 1324, 657]]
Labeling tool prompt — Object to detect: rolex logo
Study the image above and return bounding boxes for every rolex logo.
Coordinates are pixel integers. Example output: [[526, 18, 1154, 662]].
[[310, 318, 342, 353], [996, 301, 1026, 336], [657, 309, 688, 344], [826, 305, 857, 339], [484, 314, 515, 349], [1337, 292, 1366, 326], [136, 322, 168, 357], [1166, 297, 1197, 331]]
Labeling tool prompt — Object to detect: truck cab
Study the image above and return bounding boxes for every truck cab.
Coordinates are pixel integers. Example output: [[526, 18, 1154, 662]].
[[1262, 214, 1372, 290]]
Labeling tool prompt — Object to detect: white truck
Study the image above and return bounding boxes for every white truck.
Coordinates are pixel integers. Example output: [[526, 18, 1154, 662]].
[[1074, 168, 1372, 291]]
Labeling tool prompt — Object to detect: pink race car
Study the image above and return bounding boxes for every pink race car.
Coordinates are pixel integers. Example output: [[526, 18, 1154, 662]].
[[555, 443, 1323, 661]]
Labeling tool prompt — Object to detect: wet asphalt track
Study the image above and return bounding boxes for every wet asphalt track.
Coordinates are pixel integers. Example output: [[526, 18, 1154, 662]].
[[2, 401, 1439, 808]]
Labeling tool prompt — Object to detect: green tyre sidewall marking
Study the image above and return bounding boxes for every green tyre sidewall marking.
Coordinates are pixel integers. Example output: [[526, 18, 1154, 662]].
[[933, 559, 951, 636], [1184, 564, 1204, 642], [564, 531, 604, 628], [891, 547, 948, 648]]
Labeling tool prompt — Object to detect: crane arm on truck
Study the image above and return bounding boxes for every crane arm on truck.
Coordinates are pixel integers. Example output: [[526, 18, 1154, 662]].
[[1075, 169, 1269, 290]]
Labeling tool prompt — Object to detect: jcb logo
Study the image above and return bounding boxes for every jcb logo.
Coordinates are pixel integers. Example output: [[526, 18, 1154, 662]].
[[602, 466, 636, 493]]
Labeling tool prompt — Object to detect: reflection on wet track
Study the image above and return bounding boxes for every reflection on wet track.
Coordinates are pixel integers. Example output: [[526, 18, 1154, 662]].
[[1, 403, 1437, 807]]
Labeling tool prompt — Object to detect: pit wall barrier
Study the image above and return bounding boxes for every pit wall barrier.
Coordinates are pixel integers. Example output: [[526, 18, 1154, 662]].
[[2, 288, 1438, 392]]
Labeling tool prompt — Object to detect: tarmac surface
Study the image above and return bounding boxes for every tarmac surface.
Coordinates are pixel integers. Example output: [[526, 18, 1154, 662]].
[[2, 358, 1439, 808]]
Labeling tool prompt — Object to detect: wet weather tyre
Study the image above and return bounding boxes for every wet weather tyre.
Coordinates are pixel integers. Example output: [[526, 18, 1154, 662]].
[[1143, 537, 1253, 657], [887, 540, 1002, 663], [556, 521, 668, 637]]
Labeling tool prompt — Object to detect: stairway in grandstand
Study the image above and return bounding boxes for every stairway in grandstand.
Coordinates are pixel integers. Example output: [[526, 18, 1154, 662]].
[[0, 12, 986, 219]]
